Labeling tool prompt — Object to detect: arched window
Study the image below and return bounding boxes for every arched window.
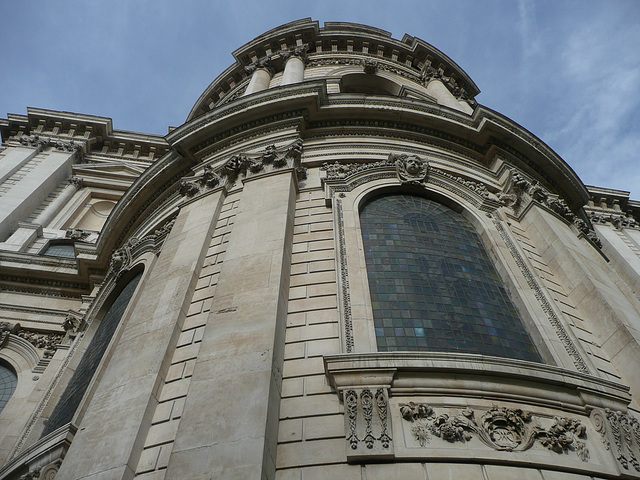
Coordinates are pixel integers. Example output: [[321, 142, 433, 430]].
[[360, 194, 541, 362], [0, 361, 17, 414], [42, 271, 143, 436]]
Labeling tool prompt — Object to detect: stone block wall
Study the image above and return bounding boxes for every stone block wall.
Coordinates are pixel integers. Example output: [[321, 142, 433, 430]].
[[134, 193, 239, 479], [277, 188, 346, 472]]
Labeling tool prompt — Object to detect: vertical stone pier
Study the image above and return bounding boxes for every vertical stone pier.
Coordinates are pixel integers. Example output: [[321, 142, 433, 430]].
[[56, 191, 226, 479], [166, 171, 297, 480]]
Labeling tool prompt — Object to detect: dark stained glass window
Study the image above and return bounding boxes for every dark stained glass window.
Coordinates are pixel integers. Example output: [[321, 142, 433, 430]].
[[42, 271, 143, 436], [0, 362, 17, 414], [360, 195, 541, 362]]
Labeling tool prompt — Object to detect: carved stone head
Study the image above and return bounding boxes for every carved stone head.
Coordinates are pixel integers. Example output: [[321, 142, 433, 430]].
[[390, 153, 429, 185]]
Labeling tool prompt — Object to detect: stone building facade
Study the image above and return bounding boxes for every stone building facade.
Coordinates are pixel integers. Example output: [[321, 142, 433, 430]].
[[1, 18, 640, 480]]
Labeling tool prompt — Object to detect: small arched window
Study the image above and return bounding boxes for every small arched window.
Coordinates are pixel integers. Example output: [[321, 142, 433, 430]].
[[0, 361, 17, 414], [360, 194, 541, 362], [42, 270, 143, 436]]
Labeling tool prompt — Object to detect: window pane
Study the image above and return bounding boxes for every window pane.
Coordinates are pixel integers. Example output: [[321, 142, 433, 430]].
[[0, 362, 17, 414], [360, 195, 541, 362], [44, 243, 76, 258], [42, 272, 143, 435]]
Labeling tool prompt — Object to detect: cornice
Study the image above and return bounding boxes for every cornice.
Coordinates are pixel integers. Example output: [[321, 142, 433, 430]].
[[0, 108, 169, 161]]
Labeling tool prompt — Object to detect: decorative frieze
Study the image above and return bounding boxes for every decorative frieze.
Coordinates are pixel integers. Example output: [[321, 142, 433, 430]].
[[180, 138, 306, 199], [16, 134, 84, 161], [589, 210, 640, 231], [500, 168, 602, 248], [400, 403, 589, 461], [108, 219, 175, 278], [592, 408, 640, 473], [15, 329, 64, 357], [322, 153, 498, 204], [0, 321, 64, 357], [343, 387, 393, 459]]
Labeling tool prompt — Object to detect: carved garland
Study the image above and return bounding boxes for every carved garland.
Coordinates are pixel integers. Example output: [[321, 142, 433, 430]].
[[400, 403, 589, 461]]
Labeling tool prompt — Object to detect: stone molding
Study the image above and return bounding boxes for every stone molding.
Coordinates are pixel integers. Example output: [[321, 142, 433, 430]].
[[491, 217, 591, 373], [0, 423, 75, 480], [323, 352, 630, 409], [107, 219, 175, 279], [324, 353, 632, 470]]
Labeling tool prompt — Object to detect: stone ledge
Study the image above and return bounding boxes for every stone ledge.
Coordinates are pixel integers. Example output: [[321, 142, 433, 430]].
[[323, 352, 632, 412]]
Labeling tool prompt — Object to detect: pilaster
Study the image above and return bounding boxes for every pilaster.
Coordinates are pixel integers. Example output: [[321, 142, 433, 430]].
[[166, 170, 297, 479], [56, 189, 226, 480]]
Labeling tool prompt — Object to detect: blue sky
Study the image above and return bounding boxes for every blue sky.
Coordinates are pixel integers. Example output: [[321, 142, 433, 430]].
[[1, 1, 638, 198]]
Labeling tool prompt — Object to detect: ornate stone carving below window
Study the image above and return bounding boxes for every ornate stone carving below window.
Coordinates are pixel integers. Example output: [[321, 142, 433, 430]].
[[343, 387, 393, 460], [400, 403, 589, 461]]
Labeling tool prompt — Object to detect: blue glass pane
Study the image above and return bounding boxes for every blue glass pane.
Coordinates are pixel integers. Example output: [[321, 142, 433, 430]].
[[360, 195, 541, 362], [0, 362, 17, 414], [42, 272, 143, 435]]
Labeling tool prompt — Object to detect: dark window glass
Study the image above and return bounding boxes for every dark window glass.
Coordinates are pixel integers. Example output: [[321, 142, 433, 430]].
[[44, 243, 75, 258], [42, 272, 142, 436], [0, 362, 17, 414], [360, 195, 541, 362]]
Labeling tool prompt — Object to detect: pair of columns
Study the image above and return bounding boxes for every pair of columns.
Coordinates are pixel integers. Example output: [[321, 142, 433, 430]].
[[244, 54, 305, 96]]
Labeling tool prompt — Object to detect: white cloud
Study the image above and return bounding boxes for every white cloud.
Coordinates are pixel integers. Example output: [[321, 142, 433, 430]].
[[540, 6, 640, 196]]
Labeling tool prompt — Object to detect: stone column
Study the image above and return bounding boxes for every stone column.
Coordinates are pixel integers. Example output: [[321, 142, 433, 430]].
[[244, 65, 273, 96], [56, 190, 226, 480], [165, 170, 297, 480], [281, 55, 305, 86], [33, 178, 82, 227]]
